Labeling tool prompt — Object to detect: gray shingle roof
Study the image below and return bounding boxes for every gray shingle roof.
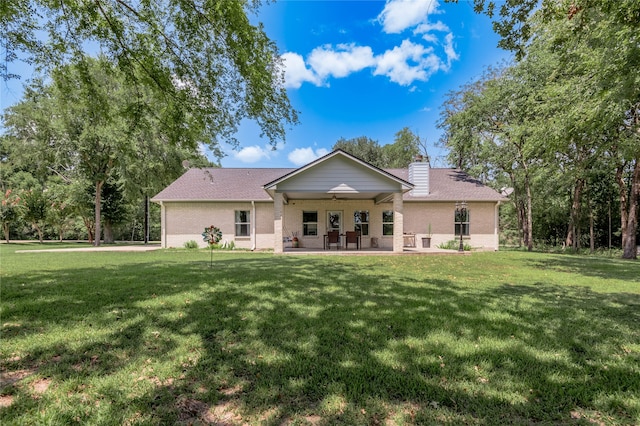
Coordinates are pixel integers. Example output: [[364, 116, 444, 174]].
[[152, 166, 506, 202], [387, 168, 506, 202], [151, 168, 295, 202]]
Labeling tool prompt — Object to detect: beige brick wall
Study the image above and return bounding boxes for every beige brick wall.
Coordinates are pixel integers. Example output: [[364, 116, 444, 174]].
[[162, 201, 273, 249], [161, 200, 500, 250], [403, 202, 498, 250]]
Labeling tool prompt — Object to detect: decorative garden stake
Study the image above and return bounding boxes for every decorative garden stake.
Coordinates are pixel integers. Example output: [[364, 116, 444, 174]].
[[202, 225, 222, 267]]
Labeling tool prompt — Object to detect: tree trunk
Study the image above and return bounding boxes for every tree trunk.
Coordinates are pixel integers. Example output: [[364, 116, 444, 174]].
[[144, 194, 149, 244], [82, 216, 95, 243], [520, 201, 529, 248], [3, 223, 10, 243], [622, 158, 639, 259], [94, 180, 104, 247], [616, 165, 629, 250], [525, 184, 533, 251], [103, 220, 114, 244], [33, 223, 44, 243], [589, 198, 595, 254], [565, 179, 584, 250]]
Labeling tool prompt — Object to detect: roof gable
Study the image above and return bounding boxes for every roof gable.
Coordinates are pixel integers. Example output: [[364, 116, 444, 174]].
[[264, 150, 413, 193]]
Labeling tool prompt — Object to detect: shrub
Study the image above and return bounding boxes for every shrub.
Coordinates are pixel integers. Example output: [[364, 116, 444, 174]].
[[183, 240, 199, 249], [438, 239, 471, 251]]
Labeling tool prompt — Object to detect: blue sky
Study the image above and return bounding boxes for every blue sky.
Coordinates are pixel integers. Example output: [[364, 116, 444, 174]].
[[229, 0, 511, 168], [1, 0, 512, 168]]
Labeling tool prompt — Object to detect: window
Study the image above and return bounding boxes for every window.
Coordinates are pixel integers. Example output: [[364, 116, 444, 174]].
[[354, 210, 369, 236], [303, 211, 318, 236], [235, 210, 250, 236], [455, 208, 470, 236], [382, 210, 394, 236]]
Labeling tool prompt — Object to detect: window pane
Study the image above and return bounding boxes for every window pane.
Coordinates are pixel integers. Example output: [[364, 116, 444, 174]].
[[382, 211, 393, 222], [303, 224, 317, 236], [303, 211, 318, 223], [235, 210, 249, 223], [383, 224, 394, 236], [354, 211, 369, 223], [355, 223, 369, 236], [236, 224, 249, 236]]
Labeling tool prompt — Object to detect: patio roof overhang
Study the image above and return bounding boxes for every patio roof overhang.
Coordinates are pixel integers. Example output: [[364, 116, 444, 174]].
[[263, 150, 413, 204]]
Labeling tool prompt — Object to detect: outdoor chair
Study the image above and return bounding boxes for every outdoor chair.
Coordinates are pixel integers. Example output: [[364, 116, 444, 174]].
[[325, 231, 340, 250], [345, 231, 360, 250]]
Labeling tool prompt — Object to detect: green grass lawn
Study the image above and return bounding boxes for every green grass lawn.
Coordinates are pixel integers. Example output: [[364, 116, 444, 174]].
[[1, 244, 639, 425]]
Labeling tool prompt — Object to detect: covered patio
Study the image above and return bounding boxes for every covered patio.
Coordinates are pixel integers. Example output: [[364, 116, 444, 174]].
[[263, 151, 414, 254]]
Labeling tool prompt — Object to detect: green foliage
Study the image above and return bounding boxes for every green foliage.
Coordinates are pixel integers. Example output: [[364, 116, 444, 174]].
[[1, 247, 638, 424], [439, 1, 640, 258], [437, 239, 472, 251], [2, 56, 213, 245], [333, 136, 384, 167], [2, 0, 298, 149], [382, 127, 423, 168], [21, 188, 48, 242], [183, 240, 199, 249], [333, 128, 426, 168]]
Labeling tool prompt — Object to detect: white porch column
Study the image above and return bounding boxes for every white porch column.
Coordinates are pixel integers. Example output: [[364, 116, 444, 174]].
[[274, 192, 284, 253], [393, 192, 404, 253]]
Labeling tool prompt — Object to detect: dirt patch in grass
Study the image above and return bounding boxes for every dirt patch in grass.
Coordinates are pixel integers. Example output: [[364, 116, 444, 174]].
[[31, 377, 52, 395], [0, 395, 15, 408], [0, 368, 36, 388], [175, 396, 244, 425]]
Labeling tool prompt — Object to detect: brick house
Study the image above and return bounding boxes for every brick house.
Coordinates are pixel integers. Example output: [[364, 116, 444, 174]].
[[151, 150, 507, 252]]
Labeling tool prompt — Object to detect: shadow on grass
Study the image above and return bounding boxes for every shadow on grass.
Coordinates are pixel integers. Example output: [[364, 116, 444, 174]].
[[1, 253, 639, 424], [526, 253, 640, 282]]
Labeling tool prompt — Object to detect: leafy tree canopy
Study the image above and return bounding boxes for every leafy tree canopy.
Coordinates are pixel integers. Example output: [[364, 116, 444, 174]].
[[2, 0, 298, 152]]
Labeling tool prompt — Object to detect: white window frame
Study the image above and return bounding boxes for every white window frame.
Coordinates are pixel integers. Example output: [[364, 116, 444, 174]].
[[235, 210, 250, 237]]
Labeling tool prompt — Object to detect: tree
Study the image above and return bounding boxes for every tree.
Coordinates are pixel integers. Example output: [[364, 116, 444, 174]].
[[101, 177, 129, 244], [22, 188, 48, 243], [333, 137, 385, 167], [1, 189, 21, 243], [459, 0, 640, 259], [2, 0, 298, 151], [382, 128, 422, 168], [3, 57, 211, 245]]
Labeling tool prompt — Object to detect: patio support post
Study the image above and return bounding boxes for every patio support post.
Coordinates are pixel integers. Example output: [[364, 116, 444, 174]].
[[393, 192, 404, 253], [274, 192, 284, 253]]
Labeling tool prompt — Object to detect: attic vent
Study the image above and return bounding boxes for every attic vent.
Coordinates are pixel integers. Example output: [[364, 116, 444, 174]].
[[409, 161, 430, 196]]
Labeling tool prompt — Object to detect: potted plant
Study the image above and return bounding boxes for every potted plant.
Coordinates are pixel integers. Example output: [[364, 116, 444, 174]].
[[422, 223, 432, 248], [292, 231, 299, 248]]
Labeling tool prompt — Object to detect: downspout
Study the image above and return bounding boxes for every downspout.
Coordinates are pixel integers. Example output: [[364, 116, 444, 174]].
[[160, 201, 166, 248], [495, 201, 501, 251], [251, 200, 256, 251]]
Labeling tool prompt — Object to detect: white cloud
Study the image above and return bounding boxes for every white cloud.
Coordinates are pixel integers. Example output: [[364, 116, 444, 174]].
[[279, 1, 459, 89], [373, 40, 442, 86], [378, 0, 441, 34], [308, 43, 376, 80], [282, 52, 320, 89], [234, 145, 272, 163], [288, 147, 329, 166], [414, 20, 449, 35], [443, 32, 459, 67]]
